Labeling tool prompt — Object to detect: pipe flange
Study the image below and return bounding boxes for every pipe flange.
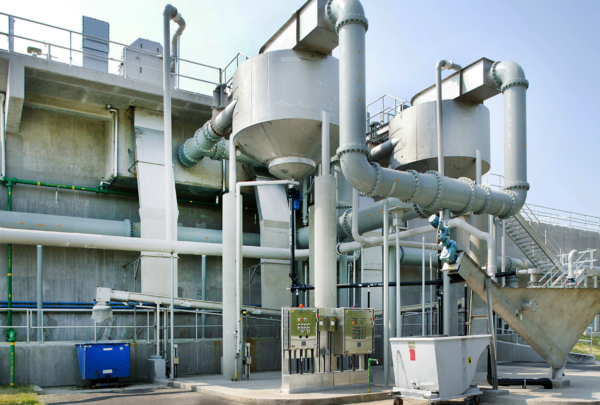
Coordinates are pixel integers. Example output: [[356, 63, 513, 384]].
[[490, 61, 503, 89], [364, 162, 382, 197], [504, 181, 531, 191], [421, 170, 444, 212], [452, 177, 476, 217], [124, 219, 133, 237], [399, 170, 420, 203], [498, 189, 517, 220], [501, 79, 529, 93], [336, 143, 370, 158], [178, 142, 199, 167], [210, 139, 227, 161], [202, 122, 221, 143], [473, 184, 492, 215], [504, 256, 513, 272], [337, 204, 352, 210], [335, 17, 369, 33], [340, 209, 353, 237], [209, 118, 225, 138], [325, 1, 369, 33], [398, 246, 405, 265], [412, 203, 429, 219]]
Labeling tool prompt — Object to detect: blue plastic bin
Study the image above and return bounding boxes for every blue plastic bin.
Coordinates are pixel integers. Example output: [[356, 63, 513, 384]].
[[75, 343, 130, 381]]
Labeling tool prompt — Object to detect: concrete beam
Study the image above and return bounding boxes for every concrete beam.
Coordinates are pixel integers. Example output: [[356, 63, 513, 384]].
[[6, 57, 24, 133]]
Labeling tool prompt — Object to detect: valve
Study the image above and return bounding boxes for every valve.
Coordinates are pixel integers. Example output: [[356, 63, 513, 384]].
[[429, 215, 458, 264]]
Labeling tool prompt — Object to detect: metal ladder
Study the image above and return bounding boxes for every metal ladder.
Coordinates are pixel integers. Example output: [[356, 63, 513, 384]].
[[504, 211, 564, 286]]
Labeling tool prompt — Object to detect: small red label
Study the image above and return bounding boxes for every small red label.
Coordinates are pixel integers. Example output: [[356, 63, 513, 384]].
[[409, 348, 416, 361]]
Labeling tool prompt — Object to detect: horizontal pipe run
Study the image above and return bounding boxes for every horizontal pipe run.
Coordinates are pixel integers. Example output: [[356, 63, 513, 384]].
[[0, 227, 308, 260], [105, 288, 281, 317], [337, 225, 437, 254], [290, 279, 443, 291]]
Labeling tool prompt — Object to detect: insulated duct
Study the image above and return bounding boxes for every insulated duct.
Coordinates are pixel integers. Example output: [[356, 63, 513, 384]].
[[325, 0, 529, 219]]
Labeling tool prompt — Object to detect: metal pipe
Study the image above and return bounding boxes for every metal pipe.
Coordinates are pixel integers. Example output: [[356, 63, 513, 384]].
[[421, 235, 425, 336], [106, 105, 118, 183], [201, 255, 206, 339], [156, 303, 160, 356], [352, 188, 367, 245], [235, 180, 297, 379], [448, 218, 497, 278], [327, 2, 529, 219], [394, 212, 401, 337], [37, 245, 43, 341], [0, 226, 309, 260], [382, 198, 389, 386], [475, 148, 482, 185], [369, 138, 399, 162], [170, 255, 174, 380], [337, 225, 437, 254], [163, 4, 177, 244], [1, 93, 6, 180], [170, 12, 186, 73], [321, 110, 330, 176], [567, 249, 577, 285], [435, 59, 461, 181]]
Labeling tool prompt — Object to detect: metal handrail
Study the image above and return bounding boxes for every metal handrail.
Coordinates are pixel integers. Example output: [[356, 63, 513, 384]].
[[0, 306, 280, 344], [0, 12, 247, 94]]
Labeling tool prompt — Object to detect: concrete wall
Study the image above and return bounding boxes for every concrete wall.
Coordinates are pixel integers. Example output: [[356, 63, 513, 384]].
[[0, 338, 281, 387]]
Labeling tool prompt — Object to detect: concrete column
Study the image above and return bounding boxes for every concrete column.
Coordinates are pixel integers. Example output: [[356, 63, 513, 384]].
[[314, 175, 337, 308], [222, 192, 239, 380]]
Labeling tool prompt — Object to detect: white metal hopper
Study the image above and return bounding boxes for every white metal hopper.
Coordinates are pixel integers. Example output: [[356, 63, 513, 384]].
[[390, 335, 491, 401]]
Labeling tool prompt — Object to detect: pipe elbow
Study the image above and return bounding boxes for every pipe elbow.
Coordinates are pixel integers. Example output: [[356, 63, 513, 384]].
[[164, 4, 178, 18], [500, 187, 528, 219], [489, 61, 529, 93], [436, 59, 461, 72], [325, 0, 368, 33], [339, 152, 378, 196]]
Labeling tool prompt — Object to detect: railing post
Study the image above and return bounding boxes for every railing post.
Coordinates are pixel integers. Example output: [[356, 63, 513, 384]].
[[69, 32, 72, 66]]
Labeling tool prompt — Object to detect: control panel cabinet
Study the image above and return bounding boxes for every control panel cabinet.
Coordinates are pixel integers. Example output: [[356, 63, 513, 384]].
[[333, 308, 375, 356], [287, 308, 318, 349]]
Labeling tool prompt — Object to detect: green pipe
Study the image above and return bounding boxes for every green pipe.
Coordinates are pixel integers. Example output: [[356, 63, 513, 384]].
[[6, 180, 12, 329], [8, 329, 15, 387], [2, 177, 218, 206], [367, 358, 378, 393]]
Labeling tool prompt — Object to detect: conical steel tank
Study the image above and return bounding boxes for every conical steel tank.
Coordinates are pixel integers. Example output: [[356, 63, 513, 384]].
[[231, 49, 339, 180], [388, 99, 490, 179]]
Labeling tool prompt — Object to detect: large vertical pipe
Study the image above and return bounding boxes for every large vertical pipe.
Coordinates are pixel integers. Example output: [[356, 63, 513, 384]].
[[314, 111, 337, 308], [163, 6, 177, 380], [394, 213, 401, 337], [6, 180, 13, 330], [222, 138, 238, 380], [201, 255, 206, 339], [382, 198, 389, 386], [37, 245, 43, 341]]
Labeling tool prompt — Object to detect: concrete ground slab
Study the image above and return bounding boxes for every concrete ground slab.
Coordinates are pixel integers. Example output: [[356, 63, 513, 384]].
[[173, 368, 393, 405], [42, 382, 166, 396], [477, 362, 600, 404]]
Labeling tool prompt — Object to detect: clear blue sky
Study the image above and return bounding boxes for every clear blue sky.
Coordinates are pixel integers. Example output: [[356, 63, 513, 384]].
[[3, 0, 600, 216]]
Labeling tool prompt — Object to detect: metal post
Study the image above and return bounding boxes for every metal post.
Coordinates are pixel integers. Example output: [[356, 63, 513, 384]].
[[383, 198, 389, 386], [422, 235, 425, 336], [163, 5, 175, 243], [37, 245, 43, 341], [170, 255, 175, 380], [429, 251, 433, 335], [201, 255, 207, 339], [156, 303, 160, 356], [395, 217, 401, 337], [485, 279, 498, 389]]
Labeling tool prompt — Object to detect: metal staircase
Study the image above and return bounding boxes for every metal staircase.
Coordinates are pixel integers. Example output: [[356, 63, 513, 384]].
[[504, 210, 563, 285]]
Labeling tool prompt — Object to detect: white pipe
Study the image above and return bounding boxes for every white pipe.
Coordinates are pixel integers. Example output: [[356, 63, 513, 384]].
[[352, 188, 367, 245], [37, 245, 43, 342], [421, 235, 425, 336], [435, 59, 462, 181], [0, 93, 5, 180], [321, 110, 330, 176], [235, 180, 298, 373], [0, 226, 308, 259], [369, 138, 399, 162], [447, 218, 497, 277], [163, 5, 177, 243], [567, 249, 577, 283], [170, 255, 174, 380], [394, 213, 401, 338], [170, 12, 186, 73], [107, 106, 118, 183], [103, 288, 281, 317], [475, 148, 482, 185], [382, 198, 389, 387], [156, 303, 160, 356], [338, 225, 437, 254]]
